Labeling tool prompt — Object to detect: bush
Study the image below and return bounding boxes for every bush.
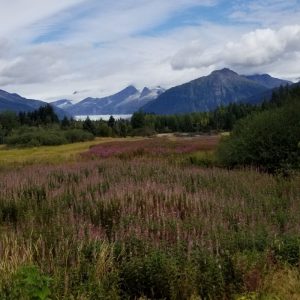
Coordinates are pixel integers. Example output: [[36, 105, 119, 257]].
[[217, 101, 300, 173], [120, 251, 178, 299], [5, 127, 94, 147], [130, 126, 156, 137], [5, 128, 67, 147], [10, 265, 52, 300], [64, 129, 94, 143]]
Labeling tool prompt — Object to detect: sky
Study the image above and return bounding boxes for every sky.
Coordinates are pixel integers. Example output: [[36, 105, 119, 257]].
[[0, 0, 300, 102]]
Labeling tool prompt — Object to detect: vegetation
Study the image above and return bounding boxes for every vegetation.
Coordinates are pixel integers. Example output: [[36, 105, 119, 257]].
[[0, 97, 269, 147], [84, 136, 219, 159], [217, 85, 300, 173], [0, 137, 141, 167], [0, 84, 299, 298], [5, 127, 94, 147], [0, 138, 299, 299]]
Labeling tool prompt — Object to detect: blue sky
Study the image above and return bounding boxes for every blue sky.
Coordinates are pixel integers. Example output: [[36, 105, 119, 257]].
[[0, 0, 300, 101]]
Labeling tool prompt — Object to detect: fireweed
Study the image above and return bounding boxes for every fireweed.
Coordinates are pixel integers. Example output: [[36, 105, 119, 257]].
[[0, 138, 299, 299]]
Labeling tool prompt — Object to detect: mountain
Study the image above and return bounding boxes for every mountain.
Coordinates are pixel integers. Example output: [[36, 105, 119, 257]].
[[0, 89, 68, 118], [243, 74, 291, 89], [50, 99, 74, 109], [64, 86, 165, 115], [142, 69, 288, 115]]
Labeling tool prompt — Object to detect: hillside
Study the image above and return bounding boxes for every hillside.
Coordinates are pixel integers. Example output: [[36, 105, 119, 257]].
[[0, 89, 68, 118], [142, 69, 287, 114], [63, 86, 164, 115]]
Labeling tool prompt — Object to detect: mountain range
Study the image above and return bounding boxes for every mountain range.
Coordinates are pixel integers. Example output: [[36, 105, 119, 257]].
[[54, 86, 165, 115], [0, 89, 68, 118], [142, 69, 291, 114], [0, 68, 292, 117]]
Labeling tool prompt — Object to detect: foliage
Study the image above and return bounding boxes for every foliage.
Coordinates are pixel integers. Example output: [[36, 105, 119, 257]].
[[10, 265, 51, 300], [5, 127, 95, 147], [131, 111, 146, 129], [217, 100, 300, 173], [83, 117, 97, 135], [84, 136, 219, 159], [0, 139, 299, 298], [19, 104, 59, 126], [5, 127, 67, 147], [130, 103, 257, 134], [0, 137, 137, 167], [64, 128, 94, 143]]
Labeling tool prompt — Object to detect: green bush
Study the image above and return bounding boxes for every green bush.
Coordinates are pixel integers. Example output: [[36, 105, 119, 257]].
[[272, 235, 300, 265], [10, 265, 52, 300], [217, 101, 300, 173], [64, 129, 94, 143], [130, 126, 156, 137], [5, 127, 94, 147], [120, 251, 178, 299], [5, 128, 67, 147]]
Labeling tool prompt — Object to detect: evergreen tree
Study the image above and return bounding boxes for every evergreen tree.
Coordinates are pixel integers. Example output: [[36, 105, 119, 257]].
[[83, 117, 96, 135], [108, 116, 116, 128]]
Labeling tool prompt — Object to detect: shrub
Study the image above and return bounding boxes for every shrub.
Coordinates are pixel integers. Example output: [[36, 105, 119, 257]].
[[5, 127, 94, 147], [64, 129, 94, 143], [217, 101, 300, 173], [10, 265, 52, 300], [5, 128, 67, 147], [130, 126, 156, 137], [120, 251, 178, 299]]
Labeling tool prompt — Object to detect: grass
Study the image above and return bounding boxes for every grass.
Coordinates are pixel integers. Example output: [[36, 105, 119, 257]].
[[0, 136, 299, 299], [83, 135, 219, 159], [0, 137, 142, 167]]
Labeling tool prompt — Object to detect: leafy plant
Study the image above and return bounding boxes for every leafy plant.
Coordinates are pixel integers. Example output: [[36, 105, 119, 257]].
[[11, 265, 52, 300]]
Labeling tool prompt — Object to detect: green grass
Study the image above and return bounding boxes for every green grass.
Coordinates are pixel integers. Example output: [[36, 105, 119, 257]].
[[0, 137, 142, 167]]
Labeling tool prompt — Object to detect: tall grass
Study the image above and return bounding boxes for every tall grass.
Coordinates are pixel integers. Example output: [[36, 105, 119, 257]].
[[0, 137, 142, 168], [0, 137, 299, 299]]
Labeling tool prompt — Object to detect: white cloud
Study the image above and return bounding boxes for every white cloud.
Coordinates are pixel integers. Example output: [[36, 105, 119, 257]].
[[171, 25, 300, 79], [0, 0, 85, 38], [230, 0, 300, 27], [0, 0, 300, 101], [0, 0, 218, 100]]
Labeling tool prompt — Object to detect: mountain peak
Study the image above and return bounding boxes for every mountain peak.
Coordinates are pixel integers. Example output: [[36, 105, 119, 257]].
[[211, 68, 238, 76], [244, 74, 291, 89], [143, 68, 269, 114], [141, 87, 151, 98], [124, 85, 138, 93]]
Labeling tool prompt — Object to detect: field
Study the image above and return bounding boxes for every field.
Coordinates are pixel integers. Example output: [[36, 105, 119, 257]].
[[0, 136, 299, 299], [0, 137, 142, 167]]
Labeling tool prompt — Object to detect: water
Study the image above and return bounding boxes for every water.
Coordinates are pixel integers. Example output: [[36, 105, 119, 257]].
[[74, 114, 132, 121]]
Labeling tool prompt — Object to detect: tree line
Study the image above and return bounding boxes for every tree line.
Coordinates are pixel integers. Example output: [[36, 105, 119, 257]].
[[0, 84, 298, 147]]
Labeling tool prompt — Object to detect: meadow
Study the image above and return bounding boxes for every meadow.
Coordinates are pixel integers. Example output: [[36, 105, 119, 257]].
[[0, 136, 299, 299], [0, 137, 142, 167]]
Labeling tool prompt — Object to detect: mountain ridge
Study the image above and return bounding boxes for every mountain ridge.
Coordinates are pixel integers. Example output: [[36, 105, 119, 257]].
[[142, 69, 290, 115], [0, 89, 68, 118], [63, 86, 165, 115]]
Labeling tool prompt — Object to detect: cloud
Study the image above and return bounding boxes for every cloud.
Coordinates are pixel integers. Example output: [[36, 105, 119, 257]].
[[171, 25, 300, 75], [229, 0, 300, 27], [0, 0, 300, 101], [0, 0, 85, 38], [0, 0, 218, 100], [30, 0, 217, 44]]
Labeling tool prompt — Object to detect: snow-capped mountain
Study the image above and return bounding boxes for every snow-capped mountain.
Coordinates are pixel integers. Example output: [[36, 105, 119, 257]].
[[50, 99, 74, 109], [52, 86, 165, 115]]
